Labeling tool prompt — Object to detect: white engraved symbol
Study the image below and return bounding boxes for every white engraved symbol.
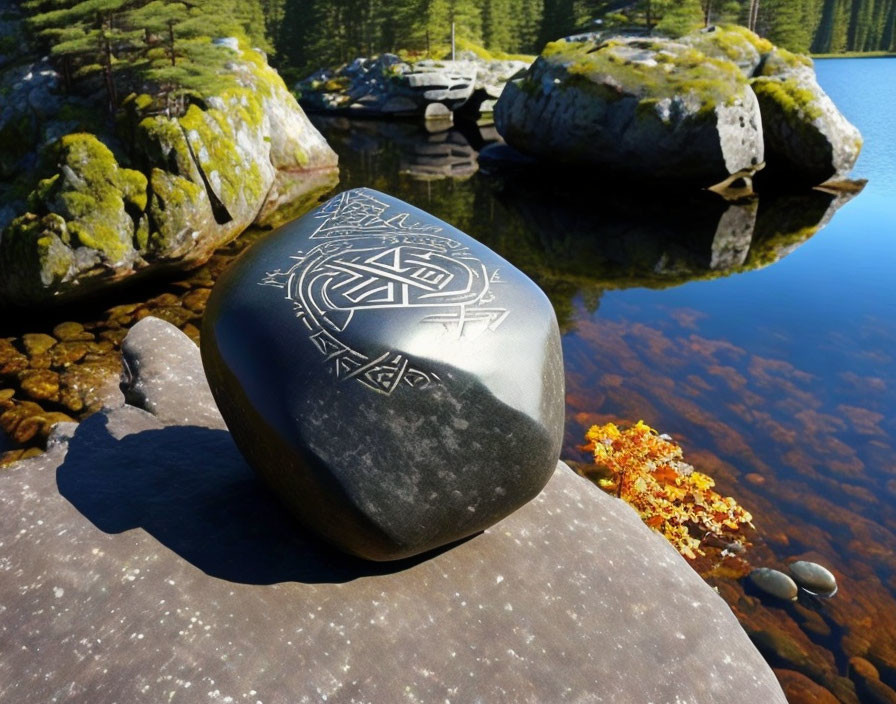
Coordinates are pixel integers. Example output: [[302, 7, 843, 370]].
[[260, 189, 508, 395]]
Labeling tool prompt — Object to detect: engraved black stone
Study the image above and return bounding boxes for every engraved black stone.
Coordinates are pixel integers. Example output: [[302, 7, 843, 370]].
[[201, 188, 565, 561]]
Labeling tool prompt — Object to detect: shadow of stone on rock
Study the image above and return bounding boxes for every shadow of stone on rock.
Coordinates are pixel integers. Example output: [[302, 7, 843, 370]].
[[56, 413, 458, 584]]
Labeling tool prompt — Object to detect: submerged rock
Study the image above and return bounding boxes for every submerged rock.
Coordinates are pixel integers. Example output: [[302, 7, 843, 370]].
[[494, 35, 764, 186], [0, 325, 787, 701], [789, 560, 838, 597], [202, 188, 565, 561], [750, 567, 799, 600], [0, 39, 338, 307]]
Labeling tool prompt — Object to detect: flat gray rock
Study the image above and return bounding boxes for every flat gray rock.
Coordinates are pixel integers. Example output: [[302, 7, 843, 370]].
[[121, 316, 226, 430], [0, 400, 786, 702]]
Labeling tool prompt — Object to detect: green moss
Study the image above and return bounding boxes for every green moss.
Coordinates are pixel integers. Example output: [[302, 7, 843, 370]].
[[181, 104, 245, 206], [691, 24, 773, 59], [119, 168, 149, 212], [27, 174, 59, 212], [323, 77, 350, 92], [542, 39, 746, 116], [13, 133, 142, 269], [0, 213, 74, 302], [146, 168, 205, 253], [751, 76, 823, 123], [759, 47, 814, 76]]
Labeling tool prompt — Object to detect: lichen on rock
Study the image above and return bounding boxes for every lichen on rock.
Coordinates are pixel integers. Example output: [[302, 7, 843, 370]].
[[494, 34, 764, 186], [0, 38, 337, 307], [492, 25, 861, 190]]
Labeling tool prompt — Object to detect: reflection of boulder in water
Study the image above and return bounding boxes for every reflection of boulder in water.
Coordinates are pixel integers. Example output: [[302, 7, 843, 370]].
[[488, 177, 863, 292], [399, 130, 478, 181], [746, 183, 865, 269], [308, 115, 479, 182]]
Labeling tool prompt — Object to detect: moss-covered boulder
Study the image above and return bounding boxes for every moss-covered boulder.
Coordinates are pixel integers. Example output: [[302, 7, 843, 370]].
[[494, 36, 764, 186], [681, 24, 773, 76], [751, 47, 862, 186], [0, 40, 337, 307], [494, 25, 862, 189]]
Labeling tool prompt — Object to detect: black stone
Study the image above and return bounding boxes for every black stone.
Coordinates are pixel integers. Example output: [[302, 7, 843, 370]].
[[201, 188, 565, 561]]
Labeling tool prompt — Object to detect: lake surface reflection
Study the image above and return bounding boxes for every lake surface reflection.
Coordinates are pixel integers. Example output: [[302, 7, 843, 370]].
[[312, 60, 896, 702]]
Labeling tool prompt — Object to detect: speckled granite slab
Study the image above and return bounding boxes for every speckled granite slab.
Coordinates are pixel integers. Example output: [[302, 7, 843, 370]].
[[0, 319, 786, 704]]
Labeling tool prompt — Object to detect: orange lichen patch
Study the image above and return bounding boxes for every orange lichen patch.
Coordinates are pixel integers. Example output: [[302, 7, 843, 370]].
[[685, 374, 714, 391], [794, 409, 849, 435], [839, 371, 888, 395], [580, 421, 754, 559], [838, 404, 887, 437], [685, 334, 746, 361], [707, 364, 748, 390], [773, 669, 840, 704], [668, 307, 706, 330], [599, 373, 625, 388]]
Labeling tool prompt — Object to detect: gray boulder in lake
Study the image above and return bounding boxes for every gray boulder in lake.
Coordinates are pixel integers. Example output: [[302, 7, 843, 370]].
[[0, 319, 787, 702], [202, 188, 565, 561], [494, 25, 861, 188], [494, 34, 764, 186]]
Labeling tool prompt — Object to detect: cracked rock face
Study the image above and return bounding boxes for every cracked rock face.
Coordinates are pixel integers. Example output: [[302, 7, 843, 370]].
[[0, 315, 787, 703]]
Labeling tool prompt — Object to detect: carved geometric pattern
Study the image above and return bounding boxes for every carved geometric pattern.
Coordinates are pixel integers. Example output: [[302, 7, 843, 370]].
[[260, 189, 507, 395]]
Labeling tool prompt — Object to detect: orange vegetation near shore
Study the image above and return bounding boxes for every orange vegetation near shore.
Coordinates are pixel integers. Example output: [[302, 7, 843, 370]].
[[582, 421, 755, 560]]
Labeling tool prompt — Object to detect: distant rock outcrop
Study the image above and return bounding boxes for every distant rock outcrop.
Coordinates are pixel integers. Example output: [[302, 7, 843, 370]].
[[0, 39, 338, 307], [0, 316, 788, 703], [494, 25, 861, 189], [297, 50, 529, 121]]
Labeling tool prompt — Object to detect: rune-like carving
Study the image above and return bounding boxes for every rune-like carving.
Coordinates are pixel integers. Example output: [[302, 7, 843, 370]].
[[260, 189, 508, 395]]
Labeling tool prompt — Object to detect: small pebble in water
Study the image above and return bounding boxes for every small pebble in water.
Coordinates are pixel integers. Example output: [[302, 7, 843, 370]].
[[789, 561, 838, 597], [749, 568, 798, 601]]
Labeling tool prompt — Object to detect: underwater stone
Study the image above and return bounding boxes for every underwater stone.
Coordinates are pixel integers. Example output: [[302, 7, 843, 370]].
[[749, 568, 799, 600], [201, 188, 565, 561], [789, 561, 838, 597]]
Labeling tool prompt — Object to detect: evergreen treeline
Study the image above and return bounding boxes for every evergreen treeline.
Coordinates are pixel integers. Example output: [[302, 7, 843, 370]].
[[267, 0, 896, 73], [18, 0, 271, 112], [15, 0, 896, 99]]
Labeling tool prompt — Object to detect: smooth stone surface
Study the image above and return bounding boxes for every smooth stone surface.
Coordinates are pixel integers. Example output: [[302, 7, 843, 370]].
[[121, 316, 226, 430], [749, 567, 800, 600], [202, 188, 565, 560], [789, 560, 838, 597], [0, 389, 787, 703]]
